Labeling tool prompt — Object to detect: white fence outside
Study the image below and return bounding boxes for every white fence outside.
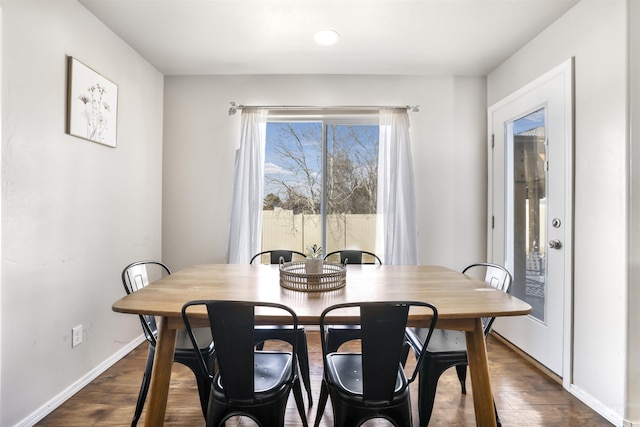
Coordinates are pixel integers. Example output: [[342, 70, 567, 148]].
[[262, 209, 377, 255]]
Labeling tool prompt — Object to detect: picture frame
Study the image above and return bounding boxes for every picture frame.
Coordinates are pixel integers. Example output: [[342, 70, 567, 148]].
[[66, 56, 118, 147]]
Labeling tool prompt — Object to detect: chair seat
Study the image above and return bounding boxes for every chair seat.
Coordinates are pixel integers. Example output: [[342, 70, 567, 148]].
[[326, 353, 407, 397], [406, 327, 467, 354], [254, 325, 313, 407], [214, 351, 293, 399]]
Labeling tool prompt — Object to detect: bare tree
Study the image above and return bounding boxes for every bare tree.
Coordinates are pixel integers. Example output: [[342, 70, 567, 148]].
[[266, 123, 321, 213], [326, 124, 378, 214], [265, 122, 378, 215]]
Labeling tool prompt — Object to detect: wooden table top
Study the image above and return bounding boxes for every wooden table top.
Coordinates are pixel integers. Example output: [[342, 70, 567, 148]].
[[112, 264, 531, 325]]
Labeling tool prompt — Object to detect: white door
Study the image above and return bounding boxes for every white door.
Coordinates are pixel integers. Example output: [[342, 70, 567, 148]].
[[488, 59, 573, 377]]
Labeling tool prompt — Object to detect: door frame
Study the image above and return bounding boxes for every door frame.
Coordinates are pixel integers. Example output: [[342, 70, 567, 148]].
[[487, 58, 574, 389]]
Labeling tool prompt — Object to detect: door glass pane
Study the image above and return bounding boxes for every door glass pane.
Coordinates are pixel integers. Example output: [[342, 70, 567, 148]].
[[325, 124, 379, 254], [511, 108, 546, 322]]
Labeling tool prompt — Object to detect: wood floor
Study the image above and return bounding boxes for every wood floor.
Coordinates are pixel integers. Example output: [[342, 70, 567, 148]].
[[36, 332, 612, 426]]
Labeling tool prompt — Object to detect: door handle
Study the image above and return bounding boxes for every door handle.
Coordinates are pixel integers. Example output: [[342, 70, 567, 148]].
[[548, 239, 562, 249]]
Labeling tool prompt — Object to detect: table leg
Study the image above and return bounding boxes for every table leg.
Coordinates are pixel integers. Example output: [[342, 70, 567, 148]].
[[144, 317, 177, 427], [465, 318, 497, 427]]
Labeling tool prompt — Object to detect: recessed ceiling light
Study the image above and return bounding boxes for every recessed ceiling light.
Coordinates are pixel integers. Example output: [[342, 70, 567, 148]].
[[313, 29, 340, 46]]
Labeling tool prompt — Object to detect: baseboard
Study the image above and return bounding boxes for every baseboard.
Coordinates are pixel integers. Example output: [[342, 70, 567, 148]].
[[12, 336, 145, 427], [568, 384, 624, 427]]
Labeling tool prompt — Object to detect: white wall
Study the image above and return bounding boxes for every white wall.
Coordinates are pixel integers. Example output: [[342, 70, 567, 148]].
[[488, 0, 628, 424], [1, 1, 164, 426], [162, 75, 487, 271]]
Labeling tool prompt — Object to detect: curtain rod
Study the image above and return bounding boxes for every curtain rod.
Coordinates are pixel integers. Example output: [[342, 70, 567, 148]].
[[227, 102, 420, 116]]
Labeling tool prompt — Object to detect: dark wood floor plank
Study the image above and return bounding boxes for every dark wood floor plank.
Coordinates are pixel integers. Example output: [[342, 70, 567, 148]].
[[36, 332, 611, 426]]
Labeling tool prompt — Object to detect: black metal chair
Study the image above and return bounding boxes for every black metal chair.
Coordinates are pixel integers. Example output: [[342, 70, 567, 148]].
[[121, 261, 215, 427], [322, 250, 382, 353], [313, 301, 438, 427], [323, 249, 382, 265], [250, 249, 313, 408], [404, 262, 513, 426], [181, 300, 308, 427], [250, 249, 306, 264]]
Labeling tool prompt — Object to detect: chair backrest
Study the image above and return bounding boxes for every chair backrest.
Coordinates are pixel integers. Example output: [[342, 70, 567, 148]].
[[250, 250, 306, 264], [182, 300, 298, 401], [462, 262, 513, 336], [121, 261, 171, 345], [324, 250, 382, 265], [319, 301, 437, 403]]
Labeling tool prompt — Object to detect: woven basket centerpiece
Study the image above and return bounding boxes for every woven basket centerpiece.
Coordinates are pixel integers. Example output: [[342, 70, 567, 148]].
[[279, 260, 346, 292]]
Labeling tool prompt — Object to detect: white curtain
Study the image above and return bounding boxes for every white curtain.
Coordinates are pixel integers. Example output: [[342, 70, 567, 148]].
[[227, 109, 268, 264], [376, 109, 419, 265]]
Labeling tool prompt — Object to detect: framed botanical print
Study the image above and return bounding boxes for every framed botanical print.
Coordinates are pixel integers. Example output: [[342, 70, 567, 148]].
[[66, 56, 118, 147]]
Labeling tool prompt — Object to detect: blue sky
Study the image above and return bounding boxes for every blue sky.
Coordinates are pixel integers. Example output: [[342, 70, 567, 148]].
[[264, 122, 378, 199], [514, 107, 545, 134], [264, 122, 322, 197]]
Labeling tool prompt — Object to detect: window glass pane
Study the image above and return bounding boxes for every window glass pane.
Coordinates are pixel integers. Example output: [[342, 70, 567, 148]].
[[326, 124, 378, 254], [263, 120, 378, 258], [264, 122, 322, 252]]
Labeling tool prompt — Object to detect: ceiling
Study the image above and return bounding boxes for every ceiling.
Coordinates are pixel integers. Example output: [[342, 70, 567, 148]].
[[79, 0, 580, 76]]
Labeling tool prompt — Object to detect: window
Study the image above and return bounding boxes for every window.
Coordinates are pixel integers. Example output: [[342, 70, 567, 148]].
[[262, 117, 379, 256]]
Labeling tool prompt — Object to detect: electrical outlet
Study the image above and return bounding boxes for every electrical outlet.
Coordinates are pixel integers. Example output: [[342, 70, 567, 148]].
[[72, 325, 83, 347]]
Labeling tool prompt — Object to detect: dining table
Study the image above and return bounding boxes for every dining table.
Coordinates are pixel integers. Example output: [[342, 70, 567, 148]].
[[112, 263, 531, 427]]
